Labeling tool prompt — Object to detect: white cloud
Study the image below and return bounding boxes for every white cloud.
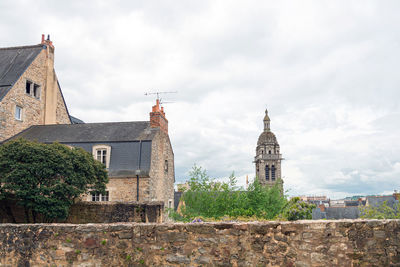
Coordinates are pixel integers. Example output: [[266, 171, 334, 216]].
[[1, 0, 400, 199]]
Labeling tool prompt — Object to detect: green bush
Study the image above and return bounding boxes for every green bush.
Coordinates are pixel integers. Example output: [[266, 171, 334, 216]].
[[170, 165, 287, 221], [0, 139, 108, 223], [281, 197, 315, 221], [359, 200, 400, 219]]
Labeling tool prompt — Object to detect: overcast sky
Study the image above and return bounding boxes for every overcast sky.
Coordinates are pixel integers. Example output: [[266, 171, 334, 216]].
[[1, 0, 399, 199]]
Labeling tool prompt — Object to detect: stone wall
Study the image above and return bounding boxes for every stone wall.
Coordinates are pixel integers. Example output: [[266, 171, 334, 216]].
[[0, 220, 399, 266], [83, 177, 151, 202], [149, 131, 175, 210], [0, 201, 163, 224]]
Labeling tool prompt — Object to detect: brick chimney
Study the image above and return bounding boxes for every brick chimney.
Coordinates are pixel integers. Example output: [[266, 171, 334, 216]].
[[40, 34, 57, 124], [41, 34, 54, 49], [150, 99, 168, 134]]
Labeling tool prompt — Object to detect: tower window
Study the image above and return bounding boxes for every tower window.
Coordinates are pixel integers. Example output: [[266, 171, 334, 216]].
[[265, 165, 269, 180], [271, 165, 276, 181], [268, 150, 271, 154]]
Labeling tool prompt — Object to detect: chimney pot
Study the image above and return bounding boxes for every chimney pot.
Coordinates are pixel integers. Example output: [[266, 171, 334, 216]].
[[150, 100, 168, 134]]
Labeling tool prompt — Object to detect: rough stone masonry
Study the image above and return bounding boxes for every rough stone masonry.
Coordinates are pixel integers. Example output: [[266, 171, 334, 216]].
[[0, 219, 399, 266]]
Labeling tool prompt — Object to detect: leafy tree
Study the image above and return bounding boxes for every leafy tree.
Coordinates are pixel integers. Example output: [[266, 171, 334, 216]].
[[0, 139, 108, 223], [359, 200, 400, 219], [281, 197, 316, 221], [172, 165, 287, 221]]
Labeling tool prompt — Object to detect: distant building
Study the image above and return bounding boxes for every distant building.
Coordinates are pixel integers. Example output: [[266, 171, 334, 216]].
[[299, 196, 330, 207], [254, 109, 283, 187], [366, 195, 399, 209]]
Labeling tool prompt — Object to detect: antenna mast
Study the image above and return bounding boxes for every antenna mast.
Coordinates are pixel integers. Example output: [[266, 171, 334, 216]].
[[144, 91, 177, 104]]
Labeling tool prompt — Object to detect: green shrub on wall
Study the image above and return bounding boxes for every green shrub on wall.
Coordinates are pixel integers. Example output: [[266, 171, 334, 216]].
[[0, 139, 108, 223]]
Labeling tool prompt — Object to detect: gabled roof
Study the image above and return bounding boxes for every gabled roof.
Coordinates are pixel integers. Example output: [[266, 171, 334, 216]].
[[0, 44, 43, 101], [6, 121, 157, 143]]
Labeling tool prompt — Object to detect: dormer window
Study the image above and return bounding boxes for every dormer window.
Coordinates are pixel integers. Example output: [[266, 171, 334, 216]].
[[92, 145, 111, 169], [25, 80, 40, 99]]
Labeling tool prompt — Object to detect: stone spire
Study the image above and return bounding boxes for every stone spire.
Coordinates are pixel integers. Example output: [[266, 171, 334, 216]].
[[263, 108, 270, 132]]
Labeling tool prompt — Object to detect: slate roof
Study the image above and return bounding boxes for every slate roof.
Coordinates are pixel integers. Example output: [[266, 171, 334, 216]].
[[7, 121, 156, 143], [312, 206, 360, 220], [4, 121, 158, 177], [174, 191, 183, 211], [70, 115, 85, 124], [0, 45, 44, 101]]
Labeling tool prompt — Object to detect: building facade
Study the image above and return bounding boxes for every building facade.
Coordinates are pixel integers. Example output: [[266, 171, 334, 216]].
[[0, 35, 71, 142], [254, 109, 283, 187], [0, 36, 175, 210]]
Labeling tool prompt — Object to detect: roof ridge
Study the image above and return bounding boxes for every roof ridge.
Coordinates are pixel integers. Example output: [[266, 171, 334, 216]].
[[0, 44, 44, 51], [30, 121, 150, 127]]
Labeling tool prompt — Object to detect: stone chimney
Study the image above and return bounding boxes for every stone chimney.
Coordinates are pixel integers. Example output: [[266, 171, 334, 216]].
[[40, 34, 58, 124], [150, 99, 168, 134]]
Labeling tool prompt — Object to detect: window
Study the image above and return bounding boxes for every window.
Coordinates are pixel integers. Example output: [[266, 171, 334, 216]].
[[268, 150, 271, 154], [92, 145, 111, 169], [26, 81, 31, 95], [25, 80, 40, 99], [97, 149, 107, 165], [91, 191, 109, 202], [271, 165, 276, 181], [164, 160, 168, 173], [265, 165, 269, 180], [15, 106, 22, 120], [33, 84, 40, 98], [168, 199, 172, 209]]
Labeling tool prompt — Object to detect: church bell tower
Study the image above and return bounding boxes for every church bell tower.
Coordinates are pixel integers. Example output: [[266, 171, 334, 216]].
[[254, 109, 283, 187]]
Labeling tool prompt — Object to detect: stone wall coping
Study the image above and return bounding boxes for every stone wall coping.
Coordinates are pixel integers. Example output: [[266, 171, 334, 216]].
[[0, 219, 398, 227], [73, 201, 164, 206]]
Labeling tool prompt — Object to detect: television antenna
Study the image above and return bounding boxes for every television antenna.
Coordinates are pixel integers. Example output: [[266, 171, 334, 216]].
[[144, 91, 177, 105]]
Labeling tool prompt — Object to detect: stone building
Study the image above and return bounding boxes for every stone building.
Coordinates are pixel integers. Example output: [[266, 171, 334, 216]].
[[254, 109, 283, 187], [0, 36, 175, 209], [0, 35, 71, 142]]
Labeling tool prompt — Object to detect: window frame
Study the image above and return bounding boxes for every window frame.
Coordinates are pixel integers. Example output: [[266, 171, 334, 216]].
[[25, 79, 41, 99], [91, 191, 109, 202], [92, 144, 111, 169], [15, 105, 23, 121], [271, 165, 276, 181], [265, 165, 269, 180], [164, 159, 168, 173]]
